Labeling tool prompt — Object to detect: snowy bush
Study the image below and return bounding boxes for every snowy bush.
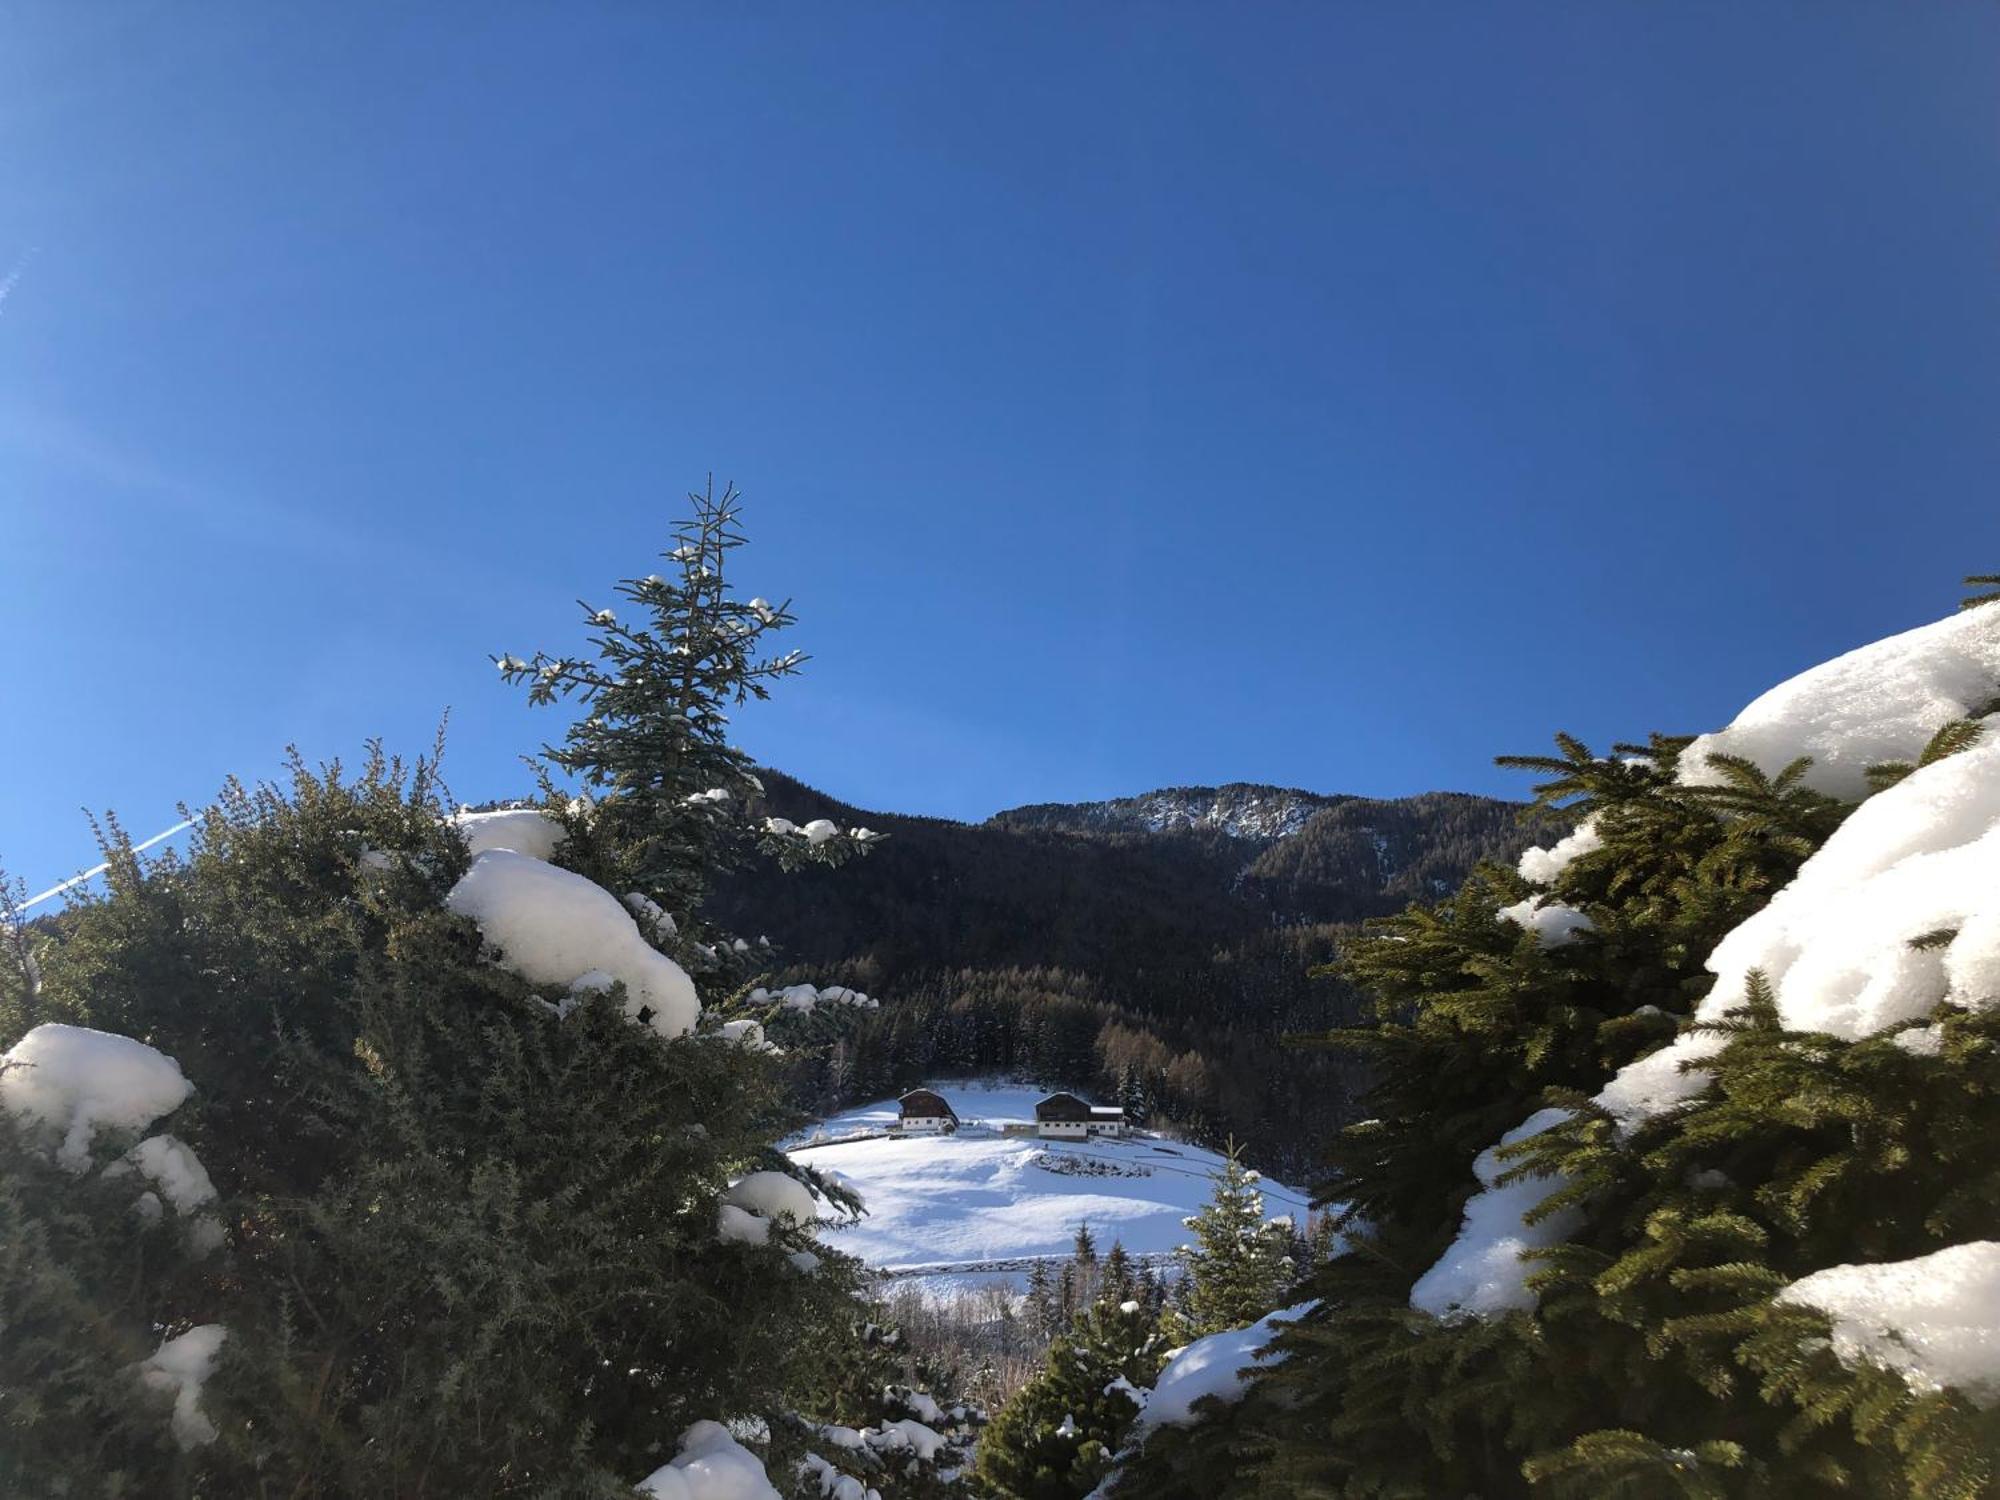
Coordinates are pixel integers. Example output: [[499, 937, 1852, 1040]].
[[0, 492, 891, 1497], [1114, 583, 2000, 1500]]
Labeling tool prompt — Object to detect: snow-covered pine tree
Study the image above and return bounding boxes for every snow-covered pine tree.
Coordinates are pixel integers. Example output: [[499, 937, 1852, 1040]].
[[1106, 576, 2000, 1499], [971, 1295, 1165, 1500], [1170, 1141, 1295, 1339], [498, 478, 879, 944], [792, 1307, 985, 1500], [0, 490, 883, 1498]]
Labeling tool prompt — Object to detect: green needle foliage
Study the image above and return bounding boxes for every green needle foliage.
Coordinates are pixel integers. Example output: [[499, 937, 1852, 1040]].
[[973, 1296, 1166, 1500], [1106, 577, 2000, 1499], [1171, 1142, 1298, 1339], [0, 489, 884, 1498]]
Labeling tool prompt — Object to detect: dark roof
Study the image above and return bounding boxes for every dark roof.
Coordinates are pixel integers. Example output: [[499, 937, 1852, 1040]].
[[1035, 1092, 1094, 1121], [898, 1088, 958, 1121]]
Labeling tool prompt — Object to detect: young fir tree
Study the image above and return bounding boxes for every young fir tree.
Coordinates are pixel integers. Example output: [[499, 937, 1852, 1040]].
[[0, 490, 882, 1498], [792, 1306, 986, 1500], [1109, 577, 2000, 1500], [971, 1295, 1166, 1500], [1169, 1141, 1295, 1339], [498, 479, 879, 950]]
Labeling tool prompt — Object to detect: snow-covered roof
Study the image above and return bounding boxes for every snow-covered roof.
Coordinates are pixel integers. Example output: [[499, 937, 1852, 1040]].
[[1034, 1092, 1094, 1120]]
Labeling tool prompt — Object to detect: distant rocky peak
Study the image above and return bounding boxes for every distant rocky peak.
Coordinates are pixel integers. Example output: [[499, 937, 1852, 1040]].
[[989, 783, 1344, 841]]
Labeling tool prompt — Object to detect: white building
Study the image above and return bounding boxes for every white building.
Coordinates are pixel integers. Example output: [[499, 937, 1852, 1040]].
[[1035, 1092, 1128, 1139], [897, 1089, 959, 1134]]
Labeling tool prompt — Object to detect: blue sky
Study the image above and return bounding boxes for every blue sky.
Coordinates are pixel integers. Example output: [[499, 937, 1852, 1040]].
[[4, 4, 1998, 895]]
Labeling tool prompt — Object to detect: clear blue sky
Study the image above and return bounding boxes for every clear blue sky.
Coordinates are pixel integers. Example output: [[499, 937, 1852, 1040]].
[[5, 4, 1998, 894]]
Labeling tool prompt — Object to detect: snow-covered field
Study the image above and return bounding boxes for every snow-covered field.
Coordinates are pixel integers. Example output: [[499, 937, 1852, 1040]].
[[786, 1081, 1312, 1299]]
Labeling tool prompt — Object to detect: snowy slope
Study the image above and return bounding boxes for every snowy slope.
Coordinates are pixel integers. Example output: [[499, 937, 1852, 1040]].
[[786, 1082, 1312, 1299]]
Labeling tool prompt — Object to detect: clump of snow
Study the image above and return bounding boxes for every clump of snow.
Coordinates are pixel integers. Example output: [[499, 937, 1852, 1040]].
[[725, 1171, 819, 1227], [1410, 1109, 1583, 1321], [452, 807, 567, 861], [718, 1172, 820, 1250], [717, 1018, 770, 1051], [686, 788, 733, 809], [746, 983, 878, 1014], [625, 892, 678, 940], [1517, 818, 1603, 885], [788, 1249, 822, 1273], [1776, 1242, 2000, 1406], [1591, 725, 2000, 1133], [871, 1418, 947, 1462], [134, 1324, 227, 1449], [801, 819, 839, 846], [110, 1134, 217, 1213], [888, 1386, 946, 1424], [1679, 606, 2000, 802], [1689, 734, 2000, 1042], [637, 1420, 782, 1500], [1893, 1024, 1947, 1057], [799, 1452, 878, 1500], [105, 1135, 225, 1251], [717, 1203, 770, 1246], [1134, 1301, 1316, 1430], [447, 850, 698, 1038], [1, 1024, 195, 1171], [1497, 898, 1596, 947], [1591, 1031, 1726, 1135]]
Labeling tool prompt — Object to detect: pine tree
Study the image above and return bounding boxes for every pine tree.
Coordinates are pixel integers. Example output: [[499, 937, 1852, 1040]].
[[1117, 1064, 1150, 1128], [1109, 577, 2000, 1500], [497, 478, 878, 949], [1101, 1241, 1136, 1305], [971, 1296, 1166, 1500], [794, 1306, 985, 1499], [1172, 1141, 1293, 1338]]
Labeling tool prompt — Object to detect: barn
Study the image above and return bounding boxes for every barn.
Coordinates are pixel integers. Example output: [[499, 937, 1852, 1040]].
[[1034, 1092, 1127, 1139], [896, 1088, 959, 1134]]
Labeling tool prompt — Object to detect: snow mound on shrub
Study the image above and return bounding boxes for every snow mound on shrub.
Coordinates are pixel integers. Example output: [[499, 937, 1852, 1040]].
[[1591, 1030, 1726, 1134], [1, 1024, 194, 1170], [115, 1133, 218, 1213], [1777, 1241, 2000, 1406], [453, 807, 567, 861], [448, 849, 698, 1038], [1497, 898, 1595, 947], [725, 1171, 819, 1226], [1410, 1109, 1582, 1321], [1680, 605, 2000, 801], [1693, 732, 2000, 1040], [636, 1420, 781, 1500], [1592, 724, 2000, 1133], [1134, 1300, 1317, 1430], [1517, 818, 1602, 885], [135, 1324, 227, 1449]]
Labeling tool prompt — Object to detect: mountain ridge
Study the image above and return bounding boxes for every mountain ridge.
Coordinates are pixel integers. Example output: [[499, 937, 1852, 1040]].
[[989, 783, 1346, 841]]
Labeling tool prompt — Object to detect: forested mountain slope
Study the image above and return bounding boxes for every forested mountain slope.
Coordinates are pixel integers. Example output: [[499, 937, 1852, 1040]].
[[708, 772, 1557, 984], [705, 773, 1562, 1174]]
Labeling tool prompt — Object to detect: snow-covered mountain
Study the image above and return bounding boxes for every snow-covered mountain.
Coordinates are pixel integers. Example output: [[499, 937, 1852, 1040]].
[[990, 783, 1341, 841], [786, 1081, 1312, 1300]]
